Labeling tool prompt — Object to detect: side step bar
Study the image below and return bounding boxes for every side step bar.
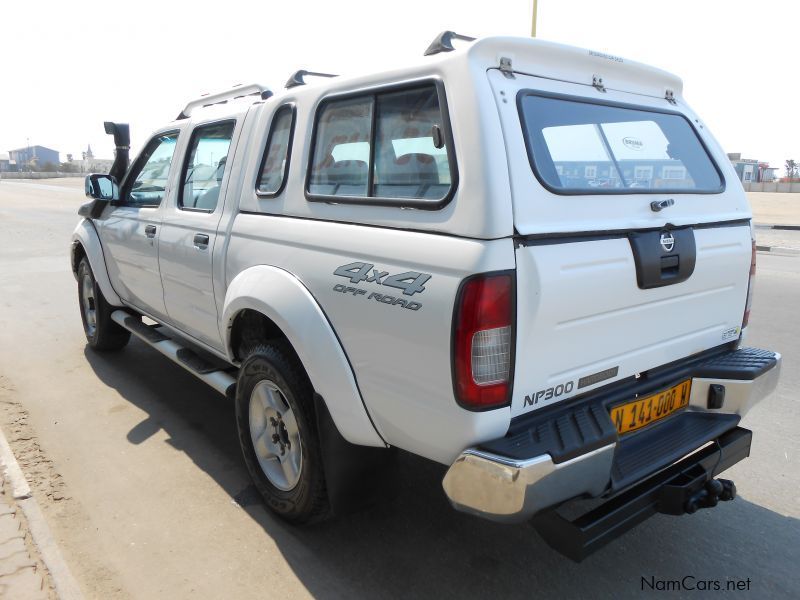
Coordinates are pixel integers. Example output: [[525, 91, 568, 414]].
[[532, 427, 752, 562], [111, 311, 237, 398]]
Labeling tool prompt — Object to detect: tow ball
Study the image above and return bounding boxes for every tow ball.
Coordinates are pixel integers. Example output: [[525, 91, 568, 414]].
[[685, 478, 737, 513], [658, 469, 738, 516]]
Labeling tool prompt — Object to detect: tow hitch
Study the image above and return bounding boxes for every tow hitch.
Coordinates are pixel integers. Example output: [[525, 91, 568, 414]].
[[665, 476, 736, 515], [533, 427, 751, 562]]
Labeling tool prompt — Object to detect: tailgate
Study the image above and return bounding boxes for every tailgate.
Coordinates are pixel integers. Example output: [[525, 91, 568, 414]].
[[485, 71, 753, 416], [513, 226, 751, 415]]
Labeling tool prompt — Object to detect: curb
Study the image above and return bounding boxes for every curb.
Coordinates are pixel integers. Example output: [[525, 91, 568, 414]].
[[756, 245, 800, 256], [754, 223, 800, 231], [0, 426, 84, 600]]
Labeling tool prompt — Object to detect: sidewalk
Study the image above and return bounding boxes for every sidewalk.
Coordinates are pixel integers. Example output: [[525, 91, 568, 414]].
[[0, 424, 82, 600], [0, 473, 52, 599]]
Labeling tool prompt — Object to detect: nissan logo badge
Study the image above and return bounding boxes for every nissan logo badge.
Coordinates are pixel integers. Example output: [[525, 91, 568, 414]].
[[660, 232, 675, 253]]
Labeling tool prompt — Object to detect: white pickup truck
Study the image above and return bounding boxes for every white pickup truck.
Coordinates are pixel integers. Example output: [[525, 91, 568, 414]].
[[72, 33, 781, 560]]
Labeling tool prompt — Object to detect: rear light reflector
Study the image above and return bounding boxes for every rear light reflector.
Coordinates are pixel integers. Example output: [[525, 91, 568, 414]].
[[453, 273, 514, 410], [742, 238, 756, 329], [471, 326, 512, 384]]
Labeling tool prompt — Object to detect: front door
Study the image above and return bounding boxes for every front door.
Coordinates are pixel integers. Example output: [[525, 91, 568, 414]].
[[158, 120, 236, 349], [99, 131, 181, 319]]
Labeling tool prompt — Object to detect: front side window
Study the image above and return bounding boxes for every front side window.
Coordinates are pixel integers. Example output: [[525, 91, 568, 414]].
[[307, 83, 455, 206], [125, 132, 179, 206], [257, 106, 295, 196], [180, 121, 235, 211], [519, 94, 723, 194]]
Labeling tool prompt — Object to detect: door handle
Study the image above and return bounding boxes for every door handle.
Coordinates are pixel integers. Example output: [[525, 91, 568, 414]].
[[144, 225, 157, 238], [193, 233, 210, 249]]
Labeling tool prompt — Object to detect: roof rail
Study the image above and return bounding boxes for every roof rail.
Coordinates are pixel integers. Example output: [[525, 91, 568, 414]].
[[424, 31, 476, 56], [285, 70, 337, 89], [177, 83, 273, 120]]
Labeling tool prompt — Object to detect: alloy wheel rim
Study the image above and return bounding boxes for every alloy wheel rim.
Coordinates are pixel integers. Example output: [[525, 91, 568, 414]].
[[248, 379, 303, 491], [81, 272, 97, 337]]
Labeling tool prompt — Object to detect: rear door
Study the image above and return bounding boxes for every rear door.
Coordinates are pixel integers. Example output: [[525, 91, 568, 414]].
[[158, 119, 238, 349], [487, 70, 753, 417]]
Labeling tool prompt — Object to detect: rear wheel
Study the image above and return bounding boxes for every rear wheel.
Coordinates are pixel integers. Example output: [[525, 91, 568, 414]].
[[235, 344, 329, 523], [77, 257, 130, 351]]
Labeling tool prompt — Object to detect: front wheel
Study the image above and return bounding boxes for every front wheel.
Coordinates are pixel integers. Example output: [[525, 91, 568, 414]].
[[235, 343, 329, 523], [77, 257, 130, 351]]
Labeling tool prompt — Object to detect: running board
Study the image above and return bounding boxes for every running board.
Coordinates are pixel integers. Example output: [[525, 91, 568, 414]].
[[111, 311, 236, 398]]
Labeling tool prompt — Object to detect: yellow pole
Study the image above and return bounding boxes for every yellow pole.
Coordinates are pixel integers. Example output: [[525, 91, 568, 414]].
[[531, 0, 538, 37]]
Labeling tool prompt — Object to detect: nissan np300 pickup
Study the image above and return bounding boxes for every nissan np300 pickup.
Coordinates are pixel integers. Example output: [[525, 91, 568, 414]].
[[72, 32, 781, 560]]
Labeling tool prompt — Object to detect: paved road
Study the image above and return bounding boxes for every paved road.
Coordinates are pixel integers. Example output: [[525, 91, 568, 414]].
[[0, 179, 798, 599]]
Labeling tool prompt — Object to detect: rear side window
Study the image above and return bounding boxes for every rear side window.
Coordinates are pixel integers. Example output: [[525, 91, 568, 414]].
[[307, 83, 456, 207], [519, 93, 723, 194], [257, 105, 295, 196], [308, 96, 372, 197], [179, 120, 235, 212]]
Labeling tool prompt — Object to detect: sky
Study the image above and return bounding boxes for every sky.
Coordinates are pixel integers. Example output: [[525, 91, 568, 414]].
[[1, 0, 796, 172]]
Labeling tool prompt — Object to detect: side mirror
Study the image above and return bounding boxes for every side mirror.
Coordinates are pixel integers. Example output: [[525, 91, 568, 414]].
[[85, 173, 119, 200], [79, 174, 120, 219]]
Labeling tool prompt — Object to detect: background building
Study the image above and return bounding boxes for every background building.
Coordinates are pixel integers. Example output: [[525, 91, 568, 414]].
[[0, 151, 16, 172], [758, 163, 779, 182], [8, 145, 60, 170], [726, 153, 773, 183]]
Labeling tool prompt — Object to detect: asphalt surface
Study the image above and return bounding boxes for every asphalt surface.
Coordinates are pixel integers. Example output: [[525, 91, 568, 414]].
[[0, 178, 798, 599]]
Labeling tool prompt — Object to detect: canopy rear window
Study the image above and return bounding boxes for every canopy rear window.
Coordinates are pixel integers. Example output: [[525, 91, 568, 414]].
[[518, 93, 724, 194]]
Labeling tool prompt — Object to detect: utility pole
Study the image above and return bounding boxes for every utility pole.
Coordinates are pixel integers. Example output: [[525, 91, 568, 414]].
[[531, 0, 538, 37]]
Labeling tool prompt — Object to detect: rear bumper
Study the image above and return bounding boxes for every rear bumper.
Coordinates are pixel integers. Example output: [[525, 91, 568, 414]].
[[442, 347, 780, 524], [534, 426, 752, 562]]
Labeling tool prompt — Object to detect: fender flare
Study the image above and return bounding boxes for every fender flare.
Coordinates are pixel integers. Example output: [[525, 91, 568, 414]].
[[222, 265, 385, 448], [71, 219, 124, 306]]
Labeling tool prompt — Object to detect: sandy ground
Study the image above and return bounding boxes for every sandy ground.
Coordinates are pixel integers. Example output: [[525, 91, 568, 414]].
[[0, 178, 798, 598], [747, 192, 800, 226]]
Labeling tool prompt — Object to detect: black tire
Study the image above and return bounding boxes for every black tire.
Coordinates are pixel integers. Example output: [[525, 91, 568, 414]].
[[77, 257, 131, 351], [235, 343, 329, 523]]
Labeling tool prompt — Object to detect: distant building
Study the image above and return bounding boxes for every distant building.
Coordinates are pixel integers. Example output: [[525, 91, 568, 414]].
[[0, 151, 16, 172], [759, 163, 779, 182], [726, 153, 771, 183], [81, 144, 112, 172], [8, 145, 60, 169], [85, 158, 114, 173]]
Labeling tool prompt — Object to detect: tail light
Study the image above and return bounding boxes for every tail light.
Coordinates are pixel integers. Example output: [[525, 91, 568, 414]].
[[742, 238, 756, 329], [452, 272, 514, 410]]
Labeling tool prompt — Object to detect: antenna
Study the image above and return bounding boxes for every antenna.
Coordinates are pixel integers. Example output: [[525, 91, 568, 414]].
[[423, 31, 476, 56], [177, 83, 273, 119], [285, 70, 337, 89]]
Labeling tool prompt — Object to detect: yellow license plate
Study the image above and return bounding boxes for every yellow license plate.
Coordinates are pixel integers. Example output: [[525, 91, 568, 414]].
[[610, 380, 692, 435]]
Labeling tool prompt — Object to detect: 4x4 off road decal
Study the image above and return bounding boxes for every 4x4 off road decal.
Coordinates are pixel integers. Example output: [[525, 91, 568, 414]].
[[332, 261, 431, 311]]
